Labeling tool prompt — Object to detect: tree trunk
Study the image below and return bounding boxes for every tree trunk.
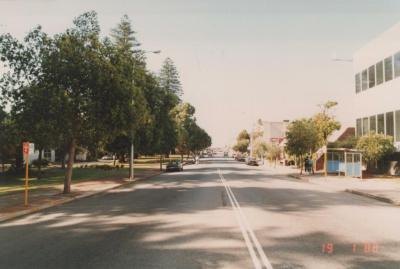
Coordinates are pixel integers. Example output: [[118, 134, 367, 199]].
[[15, 144, 23, 171], [1, 161, 4, 173], [61, 156, 66, 169], [63, 139, 76, 194], [160, 154, 163, 171], [93, 146, 98, 161], [274, 158, 277, 168], [181, 154, 183, 162], [38, 148, 43, 177]]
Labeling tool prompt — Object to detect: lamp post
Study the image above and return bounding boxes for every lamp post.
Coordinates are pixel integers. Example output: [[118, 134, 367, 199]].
[[325, 57, 352, 176], [129, 49, 161, 181]]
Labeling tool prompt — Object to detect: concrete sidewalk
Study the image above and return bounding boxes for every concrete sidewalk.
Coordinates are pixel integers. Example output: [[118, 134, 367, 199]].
[[0, 169, 162, 223], [263, 164, 400, 206]]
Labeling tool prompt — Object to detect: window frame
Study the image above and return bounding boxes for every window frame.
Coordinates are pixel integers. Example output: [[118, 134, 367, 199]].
[[377, 114, 385, 134], [361, 69, 368, 90], [376, 61, 384, 85], [355, 73, 361, 93], [369, 115, 377, 134], [368, 65, 375, 88], [386, 111, 394, 137], [384, 56, 393, 82]]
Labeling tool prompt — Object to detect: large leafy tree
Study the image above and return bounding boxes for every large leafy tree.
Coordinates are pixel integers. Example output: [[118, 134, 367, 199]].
[[0, 26, 53, 171], [0, 108, 18, 172], [171, 102, 196, 159], [16, 11, 138, 193], [233, 130, 250, 153], [13, 85, 60, 173], [188, 123, 212, 154], [285, 119, 319, 174]]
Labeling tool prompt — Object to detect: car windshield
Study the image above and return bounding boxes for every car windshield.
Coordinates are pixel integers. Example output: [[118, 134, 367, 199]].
[[1, 1, 400, 268]]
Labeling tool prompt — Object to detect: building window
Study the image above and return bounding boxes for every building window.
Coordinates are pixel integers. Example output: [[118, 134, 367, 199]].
[[377, 114, 385, 134], [43, 149, 52, 161], [368, 65, 375, 88], [356, 119, 362, 136], [376, 61, 384, 85], [370, 115, 376, 133], [396, 110, 400, 142], [355, 73, 361, 93], [386, 111, 394, 137], [384, 56, 393, 82], [361, 69, 368, 90], [362, 117, 369, 135], [395, 52, 400, 78]]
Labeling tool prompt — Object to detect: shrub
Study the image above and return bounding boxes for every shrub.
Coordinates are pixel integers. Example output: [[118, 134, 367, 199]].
[[356, 133, 395, 171], [32, 159, 49, 168]]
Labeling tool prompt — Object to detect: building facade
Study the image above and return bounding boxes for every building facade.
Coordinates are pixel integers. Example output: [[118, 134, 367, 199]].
[[28, 144, 56, 163], [253, 120, 289, 144], [354, 22, 400, 150]]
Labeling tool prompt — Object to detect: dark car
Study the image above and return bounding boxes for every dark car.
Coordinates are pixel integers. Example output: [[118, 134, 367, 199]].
[[236, 156, 246, 162], [246, 158, 259, 166], [166, 160, 183, 172]]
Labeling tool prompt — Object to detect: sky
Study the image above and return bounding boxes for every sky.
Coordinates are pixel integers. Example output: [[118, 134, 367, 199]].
[[2, 0, 400, 147]]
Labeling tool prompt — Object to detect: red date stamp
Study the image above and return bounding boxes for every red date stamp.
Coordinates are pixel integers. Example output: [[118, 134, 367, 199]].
[[321, 243, 379, 254]]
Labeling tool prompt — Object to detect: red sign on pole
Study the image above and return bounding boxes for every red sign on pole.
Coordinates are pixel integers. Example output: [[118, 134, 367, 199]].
[[23, 142, 29, 157]]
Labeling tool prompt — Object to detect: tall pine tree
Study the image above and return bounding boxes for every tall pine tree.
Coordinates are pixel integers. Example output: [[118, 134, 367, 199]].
[[159, 57, 182, 97]]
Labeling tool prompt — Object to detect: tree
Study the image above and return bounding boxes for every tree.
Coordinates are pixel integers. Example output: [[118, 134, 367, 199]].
[[13, 85, 60, 174], [159, 57, 182, 97], [111, 15, 141, 53], [313, 100, 341, 147], [253, 139, 268, 161], [233, 130, 250, 153], [1, 25, 57, 172], [41, 11, 138, 193], [188, 123, 212, 155], [171, 102, 196, 160], [0, 108, 18, 173], [105, 135, 130, 163], [356, 133, 395, 171], [266, 143, 281, 167], [285, 119, 319, 174]]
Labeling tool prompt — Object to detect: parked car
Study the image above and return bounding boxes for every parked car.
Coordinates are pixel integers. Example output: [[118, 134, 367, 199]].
[[246, 158, 259, 166], [101, 155, 113, 160], [236, 156, 246, 162], [166, 160, 183, 172]]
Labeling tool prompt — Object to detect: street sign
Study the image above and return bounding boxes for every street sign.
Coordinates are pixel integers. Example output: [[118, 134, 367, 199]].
[[22, 142, 29, 157]]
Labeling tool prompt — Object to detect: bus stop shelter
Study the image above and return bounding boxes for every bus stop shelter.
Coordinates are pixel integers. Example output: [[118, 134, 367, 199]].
[[326, 148, 363, 178]]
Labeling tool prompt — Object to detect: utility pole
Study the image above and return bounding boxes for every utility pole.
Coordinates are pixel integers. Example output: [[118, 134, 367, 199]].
[[129, 50, 161, 181]]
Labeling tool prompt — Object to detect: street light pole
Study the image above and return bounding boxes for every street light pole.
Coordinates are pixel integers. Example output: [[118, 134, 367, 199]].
[[130, 129, 135, 181], [129, 49, 161, 181]]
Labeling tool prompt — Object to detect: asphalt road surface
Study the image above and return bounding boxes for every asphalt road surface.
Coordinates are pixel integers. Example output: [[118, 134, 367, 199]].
[[1, 159, 400, 269]]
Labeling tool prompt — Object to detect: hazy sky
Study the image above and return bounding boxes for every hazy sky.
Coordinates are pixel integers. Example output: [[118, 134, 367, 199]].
[[2, 0, 400, 146]]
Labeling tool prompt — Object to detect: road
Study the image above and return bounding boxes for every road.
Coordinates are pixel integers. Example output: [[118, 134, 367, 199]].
[[1, 159, 400, 269]]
